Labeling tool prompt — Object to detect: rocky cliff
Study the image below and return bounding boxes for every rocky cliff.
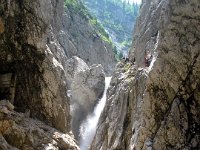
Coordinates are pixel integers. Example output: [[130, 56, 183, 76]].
[[0, 0, 72, 133], [0, 0, 80, 149], [91, 0, 200, 149], [60, 0, 116, 74], [0, 100, 79, 150], [83, 0, 140, 56], [0, 0, 116, 149]]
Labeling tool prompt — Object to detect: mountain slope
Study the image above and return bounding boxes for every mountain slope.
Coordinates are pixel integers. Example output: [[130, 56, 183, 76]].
[[61, 0, 116, 74], [83, 0, 140, 56]]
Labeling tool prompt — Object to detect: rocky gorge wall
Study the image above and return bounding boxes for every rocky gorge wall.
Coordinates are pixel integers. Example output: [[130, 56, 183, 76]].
[[0, 0, 80, 149], [60, 0, 116, 74], [0, 0, 71, 133], [91, 0, 200, 149]]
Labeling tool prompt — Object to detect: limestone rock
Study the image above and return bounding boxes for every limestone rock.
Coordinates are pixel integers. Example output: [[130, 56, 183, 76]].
[[0, 111, 79, 150], [60, 0, 116, 75], [0, 0, 116, 148], [91, 0, 200, 149], [64, 56, 89, 88], [90, 62, 146, 150], [0, 0, 72, 133], [71, 64, 105, 140]]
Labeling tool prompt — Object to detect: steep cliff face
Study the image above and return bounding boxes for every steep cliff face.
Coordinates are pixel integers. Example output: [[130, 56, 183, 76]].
[[0, 0, 79, 149], [91, 0, 200, 149], [0, 0, 71, 133], [60, 0, 116, 74], [0, 0, 115, 148]]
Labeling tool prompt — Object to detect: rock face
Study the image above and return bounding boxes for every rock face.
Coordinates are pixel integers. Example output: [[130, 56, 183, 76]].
[[0, 101, 79, 150], [0, 0, 81, 148], [60, 0, 116, 74], [64, 56, 89, 88], [91, 0, 200, 150], [0, 0, 71, 133], [70, 64, 105, 140]]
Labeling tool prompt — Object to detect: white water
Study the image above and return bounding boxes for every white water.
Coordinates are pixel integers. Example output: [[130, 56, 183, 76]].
[[79, 77, 112, 150]]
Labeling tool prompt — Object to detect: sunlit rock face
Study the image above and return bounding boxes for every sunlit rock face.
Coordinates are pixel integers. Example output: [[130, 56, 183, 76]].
[[91, 0, 200, 149], [0, 0, 80, 149], [0, 0, 71, 133], [0, 0, 115, 149], [64, 56, 89, 88]]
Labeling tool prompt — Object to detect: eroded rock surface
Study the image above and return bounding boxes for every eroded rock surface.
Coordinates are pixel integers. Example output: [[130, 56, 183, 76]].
[[91, 0, 200, 149], [0, 0, 71, 133], [64, 56, 89, 88], [0, 101, 79, 150]]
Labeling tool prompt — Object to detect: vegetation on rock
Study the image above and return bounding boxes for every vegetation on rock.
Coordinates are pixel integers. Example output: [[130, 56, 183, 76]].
[[83, 0, 140, 56], [64, 0, 112, 45]]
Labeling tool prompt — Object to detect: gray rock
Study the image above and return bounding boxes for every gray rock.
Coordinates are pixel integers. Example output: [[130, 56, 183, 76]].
[[0, 0, 72, 133], [59, 0, 116, 75], [0, 111, 79, 150], [0, 0, 116, 149], [71, 64, 105, 140], [64, 56, 89, 88], [91, 0, 200, 149], [0, 100, 14, 112]]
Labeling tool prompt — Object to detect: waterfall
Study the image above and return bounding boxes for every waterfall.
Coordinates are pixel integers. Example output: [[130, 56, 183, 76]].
[[79, 77, 112, 150], [147, 53, 157, 72]]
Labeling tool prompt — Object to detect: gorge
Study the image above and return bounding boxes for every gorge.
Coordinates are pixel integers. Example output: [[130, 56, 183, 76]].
[[0, 0, 200, 150]]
